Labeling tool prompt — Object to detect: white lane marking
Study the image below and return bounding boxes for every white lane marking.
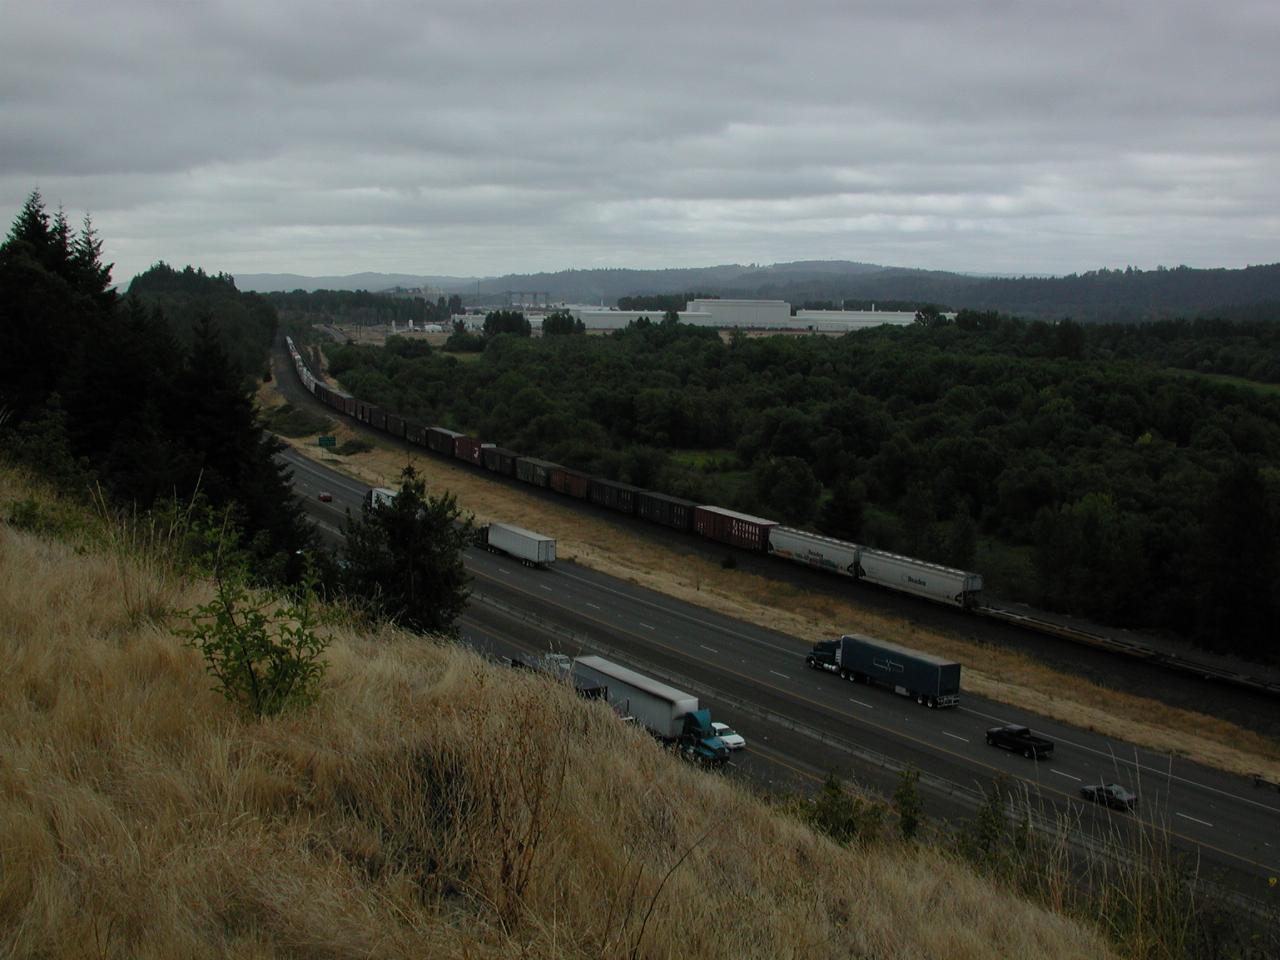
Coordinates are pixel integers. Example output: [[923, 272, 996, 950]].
[[586, 602, 601, 610], [1052, 770, 1082, 782], [942, 732, 969, 743], [540, 585, 553, 592], [1177, 812, 1214, 828], [639, 622, 655, 631], [770, 671, 791, 681], [849, 698, 873, 709], [700, 645, 719, 653], [497, 567, 511, 576]]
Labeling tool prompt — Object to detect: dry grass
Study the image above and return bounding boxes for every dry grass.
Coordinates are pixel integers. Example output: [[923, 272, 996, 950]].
[[0, 473, 1116, 959], [268, 400, 1280, 784]]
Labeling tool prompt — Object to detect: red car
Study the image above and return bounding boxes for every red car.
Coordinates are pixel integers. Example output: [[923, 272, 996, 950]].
[[317, 491, 333, 502]]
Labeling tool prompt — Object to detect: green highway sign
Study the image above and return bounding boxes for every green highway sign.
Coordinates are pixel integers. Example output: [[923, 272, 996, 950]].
[[318, 436, 336, 448]]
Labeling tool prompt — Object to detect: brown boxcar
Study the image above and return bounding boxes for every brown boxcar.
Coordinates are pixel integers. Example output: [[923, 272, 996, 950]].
[[636, 490, 698, 531], [427, 427, 463, 455], [482, 445, 519, 476], [515, 457, 560, 488], [386, 414, 406, 438], [549, 466, 591, 499], [693, 505, 777, 552], [589, 478, 642, 515], [371, 407, 387, 432], [454, 436, 488, 465]]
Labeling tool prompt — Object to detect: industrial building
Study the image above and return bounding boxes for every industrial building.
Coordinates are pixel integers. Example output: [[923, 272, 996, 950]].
[[450, 299, 923, 334]]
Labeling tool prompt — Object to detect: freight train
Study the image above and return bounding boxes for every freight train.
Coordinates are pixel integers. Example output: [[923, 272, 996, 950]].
[[284, 336, 984, 609]]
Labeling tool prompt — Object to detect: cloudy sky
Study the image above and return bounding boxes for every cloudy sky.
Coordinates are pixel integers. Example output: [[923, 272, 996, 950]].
[[4, 0, 1278, 285]]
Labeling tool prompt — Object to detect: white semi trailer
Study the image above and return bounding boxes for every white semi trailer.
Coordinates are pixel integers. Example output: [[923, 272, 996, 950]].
[[481, 521, 556, 568]]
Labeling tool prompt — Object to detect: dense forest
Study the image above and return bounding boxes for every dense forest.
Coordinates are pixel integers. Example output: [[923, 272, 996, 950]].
[[0, 193, 310, 581], [264, 288, 462, 329], [322, 312, 1280, 660]]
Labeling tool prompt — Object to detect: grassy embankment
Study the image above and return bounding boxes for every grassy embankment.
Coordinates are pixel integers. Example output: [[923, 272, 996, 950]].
[[0, 465, 1119, 959], [261, 353, 1280, 785]]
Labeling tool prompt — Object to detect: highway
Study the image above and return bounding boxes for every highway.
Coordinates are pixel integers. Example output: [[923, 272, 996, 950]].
[[283, 445, 1280, 896]]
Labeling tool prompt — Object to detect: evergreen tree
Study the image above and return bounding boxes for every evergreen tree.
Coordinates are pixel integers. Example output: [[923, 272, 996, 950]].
[[341, 465, 473, 633]]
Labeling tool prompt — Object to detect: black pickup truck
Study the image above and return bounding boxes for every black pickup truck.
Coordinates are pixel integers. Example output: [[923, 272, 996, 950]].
[[986, 725, 1054, 759]]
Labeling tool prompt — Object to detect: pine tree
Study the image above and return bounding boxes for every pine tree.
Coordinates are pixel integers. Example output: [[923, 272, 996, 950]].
[[341, 465, 473, 633]]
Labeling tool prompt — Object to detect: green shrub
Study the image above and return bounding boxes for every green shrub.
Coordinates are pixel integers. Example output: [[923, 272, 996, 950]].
[[795, 774, 886, 846], [179, 572, 328, 718], [336, 437, 374, 455]]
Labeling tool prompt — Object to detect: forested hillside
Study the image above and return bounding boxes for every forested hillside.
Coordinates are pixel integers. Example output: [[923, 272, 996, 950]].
[[323, 314, 1280, 658], [128, 263, 278, 381], [240, 260, 1280, 323], [0, 192, 309, 580]]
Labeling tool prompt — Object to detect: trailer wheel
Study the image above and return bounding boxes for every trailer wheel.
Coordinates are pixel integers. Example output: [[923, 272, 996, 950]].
[[986, 736, 994, 746], [1023, 747, 1034, 759]]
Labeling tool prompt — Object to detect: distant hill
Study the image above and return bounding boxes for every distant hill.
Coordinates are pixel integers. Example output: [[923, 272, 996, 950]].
[[234, 260, 1280, 322], [231, 271, 475, 294]]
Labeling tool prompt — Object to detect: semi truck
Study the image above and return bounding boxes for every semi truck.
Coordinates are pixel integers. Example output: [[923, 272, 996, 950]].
[[572, 655, 730, 765], [805, 633, 961, 708], [480, 521, 556, 568]]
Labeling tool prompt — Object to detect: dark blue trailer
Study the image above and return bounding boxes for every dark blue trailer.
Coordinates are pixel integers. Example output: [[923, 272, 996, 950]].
[[805, 633, 960, 708]]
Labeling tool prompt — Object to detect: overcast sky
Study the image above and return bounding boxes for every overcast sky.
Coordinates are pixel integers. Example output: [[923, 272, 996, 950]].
[[4, 0, 1278, 285]]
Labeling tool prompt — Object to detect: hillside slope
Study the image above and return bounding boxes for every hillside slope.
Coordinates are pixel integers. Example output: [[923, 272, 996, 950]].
[[0, 476, 1113, 959]]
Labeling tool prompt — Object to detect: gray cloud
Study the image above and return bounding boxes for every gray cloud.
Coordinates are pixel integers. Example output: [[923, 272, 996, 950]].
[[4, 0, 1278, 284]]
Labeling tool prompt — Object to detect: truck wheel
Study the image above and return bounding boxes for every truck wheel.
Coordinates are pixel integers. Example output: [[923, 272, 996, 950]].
[[1024, 748, 1034, 759], [986, 736, 994, 746]]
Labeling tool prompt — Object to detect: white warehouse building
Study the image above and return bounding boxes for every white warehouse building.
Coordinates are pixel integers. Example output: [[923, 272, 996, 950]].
[[682, 299, 793, 328], [455, 302, 927, 334]]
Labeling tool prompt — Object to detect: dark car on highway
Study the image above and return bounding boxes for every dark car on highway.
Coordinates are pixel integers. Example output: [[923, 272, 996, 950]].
[[1080, 782, 1137, 811]]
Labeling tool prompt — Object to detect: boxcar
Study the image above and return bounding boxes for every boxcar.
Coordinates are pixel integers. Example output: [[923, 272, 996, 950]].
[[427, 427, 463, 456], [549, 466, 591, 499], [693, 505, 776, 552], [405, 421, 428, 447], [370, 407, 387, 432], [386, 414, 406, 439], [482, 445, 519, 476], [515, 457, 560, 488], [589, 478, 642, 515], [636, 490, 697, 531], [454, 436, 488, 466]]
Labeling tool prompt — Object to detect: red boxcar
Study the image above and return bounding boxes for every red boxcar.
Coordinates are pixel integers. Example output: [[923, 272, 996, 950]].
[[693, 505, 777, 552], [454, 436, 488, 465], [549, 466, 591, 499]]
